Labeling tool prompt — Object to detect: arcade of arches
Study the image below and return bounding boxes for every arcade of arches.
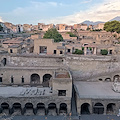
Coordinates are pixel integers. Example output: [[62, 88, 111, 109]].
[[80, 102, 117, 115], [0, 102, 68, 116], [30, 73, 52, 87]]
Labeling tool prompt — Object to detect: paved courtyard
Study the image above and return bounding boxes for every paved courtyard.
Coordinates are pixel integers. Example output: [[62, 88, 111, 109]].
[[0, 115, 120, 120]]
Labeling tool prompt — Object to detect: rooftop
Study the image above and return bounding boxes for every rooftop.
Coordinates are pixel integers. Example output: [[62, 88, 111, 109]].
[[0, 86, 53, 98], [8, 44, 21, 48], [3, 40, 23, 44], [74, 81, 120, 99]]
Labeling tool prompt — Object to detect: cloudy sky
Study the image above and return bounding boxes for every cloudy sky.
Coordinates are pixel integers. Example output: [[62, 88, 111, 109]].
[[0, 0, 120, 25]]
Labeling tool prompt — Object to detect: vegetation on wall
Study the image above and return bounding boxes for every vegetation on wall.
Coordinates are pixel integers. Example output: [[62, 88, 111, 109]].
[[66, 32, 78, 37], [73, 49, 84, 55], [104, 20, 120, 33], [101, 49, 108, 55], [43, 28, 63, 42]]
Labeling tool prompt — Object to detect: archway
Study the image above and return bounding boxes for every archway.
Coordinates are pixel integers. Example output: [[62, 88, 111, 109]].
[[106, 103, 115, 114], [48, 103, 57, 116], [81, 103, 90, 114], [30, 74, 40, 85], [24, 103, 34, 115], [105, 78, 111, 82], [3, 58, 7, 66], [1, 103, 9, 115], [113, 75, 120, 82], [59, 103, 67, 115], [12, 103, 22, 115], [93, 103, 104, 114], [36, 103, 45, 115], [42, 74, 52, 87]]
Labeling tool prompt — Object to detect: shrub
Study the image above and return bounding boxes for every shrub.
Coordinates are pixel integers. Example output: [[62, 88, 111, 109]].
[[101, 49, 108, 55], [74, 49, 84, 55]]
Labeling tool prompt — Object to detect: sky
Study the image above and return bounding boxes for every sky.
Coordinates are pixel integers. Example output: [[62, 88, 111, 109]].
[[0, 0, 120, 25]]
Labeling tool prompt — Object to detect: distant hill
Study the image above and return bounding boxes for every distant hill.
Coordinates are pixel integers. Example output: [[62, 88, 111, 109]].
[[81, 16, 120, 26], [81, 20, 104, 26], [109, 16, 120, 21]]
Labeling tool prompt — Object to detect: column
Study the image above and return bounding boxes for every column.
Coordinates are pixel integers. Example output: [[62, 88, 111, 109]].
[[93, 47, 97, 55], [84, 47, 87, 55], [89, 105, 92, 114], [104, 105, 106, 115]]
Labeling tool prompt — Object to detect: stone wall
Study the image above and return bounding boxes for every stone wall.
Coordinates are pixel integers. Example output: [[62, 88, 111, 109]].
[[1, 54, 120, 82], [65, 55, 120, 81]]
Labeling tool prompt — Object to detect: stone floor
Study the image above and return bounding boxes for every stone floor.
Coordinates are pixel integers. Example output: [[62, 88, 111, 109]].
[[1, 115, 120, 120]]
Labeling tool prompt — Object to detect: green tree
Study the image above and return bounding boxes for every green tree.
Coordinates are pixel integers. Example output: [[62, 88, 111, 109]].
[[43, 28, 63, 42], [104, 21, 120, 33], [66, 32, 78, 37], [101, 49, 108, 55], [0, 25, 3, 31], [74, 49, 84, 55], [87, 27, 90, 31]]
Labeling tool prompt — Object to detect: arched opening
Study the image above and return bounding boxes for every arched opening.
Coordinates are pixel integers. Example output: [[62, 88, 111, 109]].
[[59, 103, 67, 115], [12, 103, 22, 115], [93, 103, 104, 114], [105, 78, 111, 82], [36, 103, 45, 115], [3, 58, 7, 66], [81, 103, 90, 114], [106, 103, 116, 114], [30, 74, 40, 85], [113, 75, 120, 82], [99, 78, 102, 81], [24, 103, 34, 115], [48, 103, 57, 116], [1, 103, 9, 115], [42, 74, 52, 87]]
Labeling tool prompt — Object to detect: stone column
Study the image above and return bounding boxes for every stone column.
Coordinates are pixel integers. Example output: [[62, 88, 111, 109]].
[[9, 107, 13, 115], [89, 105, 92, 114], [93, 47, 97, 55], [67, 105, 71, 115], [33, 104, 36, 115], [45, 108, 47, 115], [84, 47, 87, 55], [21, 107, 24, 115], [41, 75, 43, 84], [104, 105, 106, 115]]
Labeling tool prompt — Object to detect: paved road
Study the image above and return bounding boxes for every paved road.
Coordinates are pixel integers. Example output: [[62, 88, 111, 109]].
[[0, 115, 120, 120]]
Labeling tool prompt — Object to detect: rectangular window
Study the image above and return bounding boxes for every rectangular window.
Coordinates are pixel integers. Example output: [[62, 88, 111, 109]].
[[60, 51, 63, 54], [58, 90, 66, 96], [109, 50, 112, 54], [21, 76, 24, 83], [10, 49, 13, 53], [0, 77, 2, 83], [11, 76, 14, 83], [68, 49, 71, 53], [54, 50, 56, 54], [39, 46, 47, 54]]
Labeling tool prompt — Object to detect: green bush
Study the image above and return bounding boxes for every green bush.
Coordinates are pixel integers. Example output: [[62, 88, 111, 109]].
[[43, 28, 63, 42], [101, 49, 108, 55], [82, 47, 84, 51], [66, 32, 77, 37], [74, 49, 84, 55], [89, 47, 92, 51]]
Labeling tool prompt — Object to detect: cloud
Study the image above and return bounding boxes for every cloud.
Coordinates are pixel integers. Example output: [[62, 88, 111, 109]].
[[0, 0, 120, 25], [0, 17, 3, 22], [44, 0, 120, 25], [81, 0, 92, 4]]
